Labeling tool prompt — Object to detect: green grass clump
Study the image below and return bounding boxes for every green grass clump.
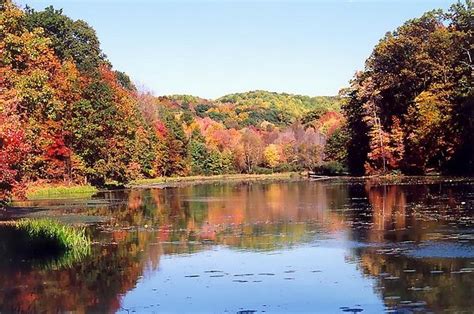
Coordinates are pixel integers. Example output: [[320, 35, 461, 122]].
[[1, 219, 91, 260], [26, 185, 98, 200], [0, 219, 92, 268], [14, 219, 91, 253]]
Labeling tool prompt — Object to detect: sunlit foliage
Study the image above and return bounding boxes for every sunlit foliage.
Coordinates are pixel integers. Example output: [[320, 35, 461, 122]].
[[343, 1, 473, 175], [0, 0, 345, 202]]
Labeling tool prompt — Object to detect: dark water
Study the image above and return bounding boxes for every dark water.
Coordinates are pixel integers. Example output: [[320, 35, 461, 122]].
[[1, 178, 473, 313]]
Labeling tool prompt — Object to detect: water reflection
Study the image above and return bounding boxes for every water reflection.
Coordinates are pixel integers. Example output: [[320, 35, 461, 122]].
[[0, 178, 473, 312], [89, 182, 350, 250], [349, 179, 474, 312], [0, 231, 162, 313], [356, 248, 474, 312]]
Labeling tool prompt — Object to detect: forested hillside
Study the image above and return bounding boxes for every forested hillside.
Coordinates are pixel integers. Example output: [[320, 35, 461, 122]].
[[0, 1, 343, 202], [136, 91, 344, 177]]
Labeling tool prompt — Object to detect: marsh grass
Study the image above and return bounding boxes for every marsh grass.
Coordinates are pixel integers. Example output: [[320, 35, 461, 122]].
[[15, 219, 91, 251], [25, 185, 98, 200], [0, 219, 91, 267]]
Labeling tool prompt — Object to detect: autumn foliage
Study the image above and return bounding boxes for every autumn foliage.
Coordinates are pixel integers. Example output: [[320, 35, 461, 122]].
[[343, 1, 473, 175], [5, 0, 467, 202], [0, 1, 344, 202]]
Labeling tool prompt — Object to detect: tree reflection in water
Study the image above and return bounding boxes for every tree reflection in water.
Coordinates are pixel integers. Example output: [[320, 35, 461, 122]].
[[349, 180, 474, 312], [0, 179, 472, 312], [0, 230, 162, 313]]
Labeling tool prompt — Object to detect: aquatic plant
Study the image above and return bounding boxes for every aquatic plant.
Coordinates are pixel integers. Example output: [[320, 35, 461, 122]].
[[0, 219, 91, 266], [15, 218, 91, 252]]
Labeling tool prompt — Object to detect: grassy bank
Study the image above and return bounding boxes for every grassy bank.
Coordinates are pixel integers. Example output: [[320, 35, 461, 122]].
[[16, 173, 300, 201], [0, 219, 91, 266], [130, 172, 302, 187], [24, 184, 98, 200]]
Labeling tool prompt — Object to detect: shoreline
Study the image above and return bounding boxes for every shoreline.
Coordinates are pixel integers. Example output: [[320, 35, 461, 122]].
[[129, 172, 304, 188], [11, 172, 304, 202], [13, 173, 474, 201]]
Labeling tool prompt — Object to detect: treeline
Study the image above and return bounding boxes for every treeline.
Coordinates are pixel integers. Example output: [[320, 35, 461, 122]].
[[0, 1, 343, 201], [162, 92, 342, 129], [1, 2, 154, 200], [1, 0, 471, 202], [343, 1, 473, 175], [139, 92, 344, 177]]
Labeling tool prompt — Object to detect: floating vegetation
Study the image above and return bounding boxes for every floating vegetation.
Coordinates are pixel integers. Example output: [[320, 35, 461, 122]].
[[0, 219, 91, 268], [234, 273, 254, 277]]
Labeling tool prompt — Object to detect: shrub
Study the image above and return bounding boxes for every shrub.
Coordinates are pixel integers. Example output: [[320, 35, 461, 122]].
[[313, 161, 348, 176], [253, 166, 273, 175], [275, 163, 301, 173]]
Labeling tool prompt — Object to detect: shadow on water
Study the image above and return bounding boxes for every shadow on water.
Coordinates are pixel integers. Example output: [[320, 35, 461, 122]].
[[0, 226, 90, 270], [0, 178, 472, 312], [0, 229, 162, 313]]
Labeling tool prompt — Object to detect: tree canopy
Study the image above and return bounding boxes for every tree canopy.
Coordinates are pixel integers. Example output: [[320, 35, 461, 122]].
[[343, 1, 473, 175], [1, 0, 471, 203]]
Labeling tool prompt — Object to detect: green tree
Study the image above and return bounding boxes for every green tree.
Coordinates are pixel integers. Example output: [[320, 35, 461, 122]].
[[188, 129, 210, 175], [324, 126, 349, 165], [24, 6, 106, 73], [115, 71, 136, 91]]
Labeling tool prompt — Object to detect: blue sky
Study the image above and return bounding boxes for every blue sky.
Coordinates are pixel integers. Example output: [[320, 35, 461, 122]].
[[17, 0, 453, 98]]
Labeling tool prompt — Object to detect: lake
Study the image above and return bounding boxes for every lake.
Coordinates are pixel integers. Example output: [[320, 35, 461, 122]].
[[1, 178, 473, 313]]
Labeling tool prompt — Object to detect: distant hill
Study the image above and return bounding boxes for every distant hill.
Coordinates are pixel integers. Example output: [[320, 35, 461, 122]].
[[217, 90, 341, 114], [164, 90, 341, 128]]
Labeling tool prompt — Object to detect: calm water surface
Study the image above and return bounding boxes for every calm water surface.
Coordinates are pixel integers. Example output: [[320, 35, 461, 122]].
[[1, 178, 473, 313]]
